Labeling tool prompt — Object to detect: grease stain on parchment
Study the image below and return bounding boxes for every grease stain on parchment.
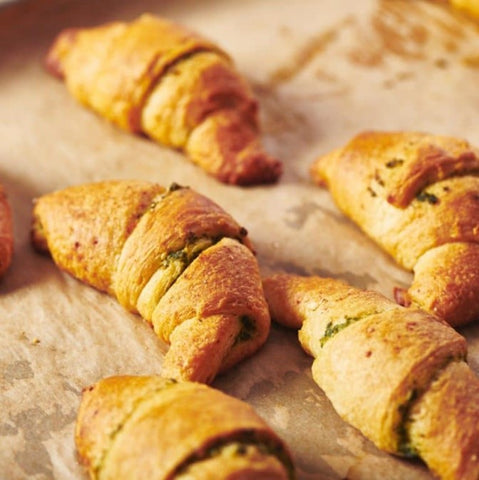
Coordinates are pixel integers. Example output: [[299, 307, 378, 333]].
[[261, 200, 379, 288], [256, 84, 314, 136], [252, 81, 320, 161], [1, 360, 79, 478], [6, 404, 76, 478], [245, 371, 380, 479], [3, 360, 34, 384], [284, 200, 351, 231], [270, 18, 351, 86], [284, 201, 324, 230], [268, 0, 479, 90], [352, 0, 430, 64]]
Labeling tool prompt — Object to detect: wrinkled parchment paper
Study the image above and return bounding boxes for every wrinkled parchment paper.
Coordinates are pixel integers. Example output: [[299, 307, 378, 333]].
[[1, 0, 479, 478]]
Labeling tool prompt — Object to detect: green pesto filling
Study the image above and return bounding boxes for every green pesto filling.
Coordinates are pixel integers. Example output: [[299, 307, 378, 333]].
[[395, 356, 466, 458], [416, 191, 439, 205], [137, 234, 247, 316], [319, 315, 359, 348], [163, 234, 221, 270], [385, 158, 405, 168], [151, 237, 214, 296], [149, 183, 186, 211], [396, 389, 420, 458], [163, 242, 205, 268], [234, 315, 256, 345], [174, 430, 295, 479]]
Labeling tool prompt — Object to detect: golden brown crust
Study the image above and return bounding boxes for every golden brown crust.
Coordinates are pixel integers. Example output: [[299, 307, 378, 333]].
[[449, 0, 479, 19], [408, 361, 479, 480], [312, 308, 466, 453], [45, 14, 282, 185], [263, 273, 478, 480], [186, 110, 282, 185], [263, 274, 395, 327], [141, 51, 254, 148], [75, 375, 294, 480], [175, 447, 290, 480], [112, 185, 251, 316], [31, 180, 269, 384], [46, 14, 222, 132], [0, 184, 13, 279], [154, 238, 271, 383], [310, 130, 479, 326], [31, 180, 164, 294], [311, 131, 479, 208], [396, 242, 479, 327], [75, 375, 173, 473]]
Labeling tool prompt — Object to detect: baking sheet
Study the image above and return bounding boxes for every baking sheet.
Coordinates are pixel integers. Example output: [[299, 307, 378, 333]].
[[1, 0, 479, 479]]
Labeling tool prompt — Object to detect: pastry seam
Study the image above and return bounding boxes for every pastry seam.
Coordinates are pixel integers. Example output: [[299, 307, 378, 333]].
[[171, 429, 295, 480], [90, 381, 178, 477], [397, 355, 466, 457], [131, 46, 231, 132]]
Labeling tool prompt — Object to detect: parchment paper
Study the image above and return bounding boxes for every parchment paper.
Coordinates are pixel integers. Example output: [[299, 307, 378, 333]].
[[1, 0, 479, 479]]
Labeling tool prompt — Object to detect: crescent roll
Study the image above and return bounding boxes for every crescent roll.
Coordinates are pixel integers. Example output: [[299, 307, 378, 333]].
[[310, 130, 479, 326], [263, 273, 479, 480], [31, 180, 270, 384], [0, 184, 13, 278], [75, 375, 296, 479], [44, 13, 282, 185]]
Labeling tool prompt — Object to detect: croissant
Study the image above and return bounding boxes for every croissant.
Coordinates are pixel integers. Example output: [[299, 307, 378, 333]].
[[31, 180, 270, 384], [75, 375, 295, 479], [44, 13, 282, 185], [310, 130, 479, 327], [0, 183, 13, 278], [263, 273, 479, 480]]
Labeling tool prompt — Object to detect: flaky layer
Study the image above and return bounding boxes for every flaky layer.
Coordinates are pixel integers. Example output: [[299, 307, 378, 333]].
[[407, 361, 479, 480], [31, 180, 269, 384], [263, 274, 396, 356], [112, 184, 251, 316], [185, 109, 282, 185], [175, 443, 290, 480], [141, 51, 256, 149], [155, 237, 270, 384], [45, 14, 223, 132], [45, 14, 282, 185], [396, 242, 479, 327], [75, 375, 295, 480], [312, 308, 466, 453], [310, 130, 479, 326], [31, 179, 165, 294], [263, 273, 479, 480]]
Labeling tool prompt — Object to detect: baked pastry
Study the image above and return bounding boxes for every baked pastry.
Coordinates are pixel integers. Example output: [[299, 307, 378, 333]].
[[263, 273, 479, 480], [44, 13, 282, 185], [0, 184, 13, 278], [310, 130, 479, 326], [31, 180, 270, 384], [449, 0, 479, 19], [75, 375, 295, 479]]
